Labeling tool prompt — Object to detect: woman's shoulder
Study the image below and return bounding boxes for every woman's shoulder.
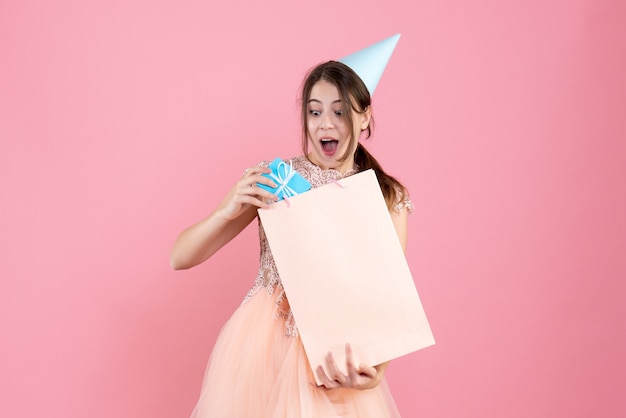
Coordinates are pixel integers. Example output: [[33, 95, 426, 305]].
[[392, 186, 414, 214], [394, 194, 414, 214]]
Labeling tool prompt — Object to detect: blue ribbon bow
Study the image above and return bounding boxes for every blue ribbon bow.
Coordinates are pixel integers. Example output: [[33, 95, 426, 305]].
[[257, 158, 311, 202]]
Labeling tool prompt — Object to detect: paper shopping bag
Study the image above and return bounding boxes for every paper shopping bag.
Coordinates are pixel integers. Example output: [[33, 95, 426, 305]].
[[257, 169, 435, 385]]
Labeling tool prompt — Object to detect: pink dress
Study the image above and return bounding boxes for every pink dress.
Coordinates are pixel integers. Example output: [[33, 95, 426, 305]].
[[190, 156, 412, 418]]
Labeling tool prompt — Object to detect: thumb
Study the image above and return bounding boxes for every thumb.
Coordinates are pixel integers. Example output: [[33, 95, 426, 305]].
[[357, 364, 377, 378]]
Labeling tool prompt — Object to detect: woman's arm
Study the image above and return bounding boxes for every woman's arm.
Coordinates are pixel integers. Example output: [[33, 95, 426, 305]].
[[169, 165, 278, 270], [390, 203, 409, 252]]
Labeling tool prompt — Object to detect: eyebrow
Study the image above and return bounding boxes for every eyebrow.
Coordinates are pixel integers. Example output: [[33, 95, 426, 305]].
[[307, 99, 342, 104]]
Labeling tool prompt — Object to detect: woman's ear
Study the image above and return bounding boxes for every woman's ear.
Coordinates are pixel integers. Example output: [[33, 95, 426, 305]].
[[360, 106, 372, 131]]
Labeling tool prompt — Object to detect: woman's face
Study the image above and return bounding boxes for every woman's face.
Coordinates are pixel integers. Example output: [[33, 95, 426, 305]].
[[306, 80, 371, 173]]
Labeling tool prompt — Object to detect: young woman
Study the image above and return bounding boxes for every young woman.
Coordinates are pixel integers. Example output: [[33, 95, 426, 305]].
[[171, 60, 413, 417]]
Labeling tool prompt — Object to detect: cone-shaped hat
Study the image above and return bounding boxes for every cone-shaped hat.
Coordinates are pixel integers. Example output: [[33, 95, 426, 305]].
[[338, 33, 401, 96]]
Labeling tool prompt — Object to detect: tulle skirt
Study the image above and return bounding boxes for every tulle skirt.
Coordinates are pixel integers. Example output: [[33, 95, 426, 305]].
[[190, 289, 401, 417]]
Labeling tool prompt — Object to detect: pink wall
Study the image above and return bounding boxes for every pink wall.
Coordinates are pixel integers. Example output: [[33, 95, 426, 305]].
[[1, 0, 625, 417]]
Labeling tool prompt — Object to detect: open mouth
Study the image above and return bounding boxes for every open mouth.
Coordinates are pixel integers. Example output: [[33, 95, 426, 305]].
[[321, 139, 339, 155]]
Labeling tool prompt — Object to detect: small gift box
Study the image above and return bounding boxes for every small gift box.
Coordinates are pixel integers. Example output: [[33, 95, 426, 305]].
[[257, 158, 311, 201]]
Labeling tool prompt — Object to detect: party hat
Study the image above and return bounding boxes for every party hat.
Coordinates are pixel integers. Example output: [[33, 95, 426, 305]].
[[338, 33, 401, 95]]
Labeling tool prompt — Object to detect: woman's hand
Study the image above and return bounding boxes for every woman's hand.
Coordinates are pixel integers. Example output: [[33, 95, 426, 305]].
[[170, 164, 279, 270], [216, 165, 279, 221], [315, 344, 388, 391]]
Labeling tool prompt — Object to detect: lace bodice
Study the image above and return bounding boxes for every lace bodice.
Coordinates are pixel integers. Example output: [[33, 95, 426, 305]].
[[243, 155, 413, 337]]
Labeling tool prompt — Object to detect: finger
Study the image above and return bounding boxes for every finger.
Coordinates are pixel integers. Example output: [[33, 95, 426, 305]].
[[254, 190, 280, 204], [325, 352, 347, 385], [345, 344, 359, 381], [236, 194, 272, 210], [243, 166, 272, 177], [251, 174, 278, 189], [241, 173, 277, 190], [237, 178, 278, 200], [316, 365, 336, 389], [240, 184, 278, 203], [357, 363, 377, 378]]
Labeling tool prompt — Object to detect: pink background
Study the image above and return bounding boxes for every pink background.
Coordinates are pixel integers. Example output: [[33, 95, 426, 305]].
[[1, 1, 625, 417]]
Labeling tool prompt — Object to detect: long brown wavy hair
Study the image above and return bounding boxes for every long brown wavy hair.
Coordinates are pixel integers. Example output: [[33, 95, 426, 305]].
[[300, 60, 407, 209]]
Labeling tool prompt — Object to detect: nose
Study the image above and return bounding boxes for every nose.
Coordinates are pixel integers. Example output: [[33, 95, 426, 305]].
[[320, 112, 334, 129]]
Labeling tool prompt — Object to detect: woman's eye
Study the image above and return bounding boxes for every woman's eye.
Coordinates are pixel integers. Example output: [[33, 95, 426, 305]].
[[334, 110, 343, 116], [309, 110, 321, 116]]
